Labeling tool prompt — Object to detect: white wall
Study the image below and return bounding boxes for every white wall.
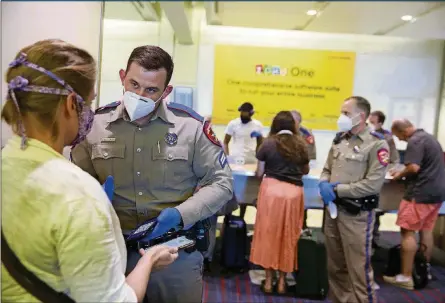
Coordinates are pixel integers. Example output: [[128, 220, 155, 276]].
[[196, 25, 445, 167], [1, 2, 103, 148], [99, 19, 160, 106]]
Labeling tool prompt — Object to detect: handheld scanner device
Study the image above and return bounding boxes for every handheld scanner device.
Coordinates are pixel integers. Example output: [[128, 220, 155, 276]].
[[126, 218, 157, 242]]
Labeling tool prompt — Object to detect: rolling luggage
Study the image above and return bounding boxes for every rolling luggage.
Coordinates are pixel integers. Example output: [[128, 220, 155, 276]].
[[220, 215, 248, 272], [293, 229, 329, 300]]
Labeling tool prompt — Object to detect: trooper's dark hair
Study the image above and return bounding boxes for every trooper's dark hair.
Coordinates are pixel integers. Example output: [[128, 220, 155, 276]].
[[126, 45, 174, 88], [370, 110, 386, 124], [346, 96, 371, 118]]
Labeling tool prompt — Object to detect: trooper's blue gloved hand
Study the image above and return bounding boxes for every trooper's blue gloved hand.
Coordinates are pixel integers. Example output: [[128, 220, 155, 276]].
[[102, 176, 115, 201], [148, 208, 182, 240], [250, 131, 262, 138], [319, 181, 338, 205]]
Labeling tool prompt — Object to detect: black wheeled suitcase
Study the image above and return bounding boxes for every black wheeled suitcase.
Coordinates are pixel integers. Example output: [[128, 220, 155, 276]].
[[220, 215, 248, 272], [293, 230, 329, 300]]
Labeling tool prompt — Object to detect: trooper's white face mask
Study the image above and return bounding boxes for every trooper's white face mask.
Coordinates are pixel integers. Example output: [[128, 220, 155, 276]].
[[123, 91, 163, 121], [337, 113, 360, 132]]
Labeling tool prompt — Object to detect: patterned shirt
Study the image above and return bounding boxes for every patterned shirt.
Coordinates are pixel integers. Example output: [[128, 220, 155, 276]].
[[1, 136, 137, 302]]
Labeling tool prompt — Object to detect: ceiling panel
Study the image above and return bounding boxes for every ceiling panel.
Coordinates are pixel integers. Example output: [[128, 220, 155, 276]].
[[389, 5, 445, 39], [219, 1, 316, 30], [209, 2, 444, 40], [104, 2, 143, 21], [306, 2, 438, 35]]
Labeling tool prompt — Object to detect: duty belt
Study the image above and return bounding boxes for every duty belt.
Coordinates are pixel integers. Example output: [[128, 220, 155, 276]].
[[334, 194, 379, 215]]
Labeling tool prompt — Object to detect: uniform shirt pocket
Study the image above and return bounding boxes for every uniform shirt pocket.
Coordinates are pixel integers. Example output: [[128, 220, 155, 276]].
[[91, 144, 126, 182], [152, 145, 193, 189], [344, 153, 367, 177]]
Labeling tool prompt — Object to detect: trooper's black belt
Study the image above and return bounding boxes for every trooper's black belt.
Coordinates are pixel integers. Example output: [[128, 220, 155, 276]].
[[334, 194, 379, 215]]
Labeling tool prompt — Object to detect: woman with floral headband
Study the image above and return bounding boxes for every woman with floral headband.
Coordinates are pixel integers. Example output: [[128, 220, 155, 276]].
[[1, 39, 178, 302]]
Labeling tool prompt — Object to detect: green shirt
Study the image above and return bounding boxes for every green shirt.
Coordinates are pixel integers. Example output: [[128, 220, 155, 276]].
[[1, 136, 136, 302]]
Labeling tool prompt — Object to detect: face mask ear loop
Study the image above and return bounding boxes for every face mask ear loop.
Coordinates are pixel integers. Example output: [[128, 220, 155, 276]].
[[9, 89, 28, 150]]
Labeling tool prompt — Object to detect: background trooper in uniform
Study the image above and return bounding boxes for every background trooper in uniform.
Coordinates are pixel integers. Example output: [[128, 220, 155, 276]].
[[319, 96, 389, 303], [71, 45, 233, 303], [291, 110, 316, 160], [368, 110, 400, 248]]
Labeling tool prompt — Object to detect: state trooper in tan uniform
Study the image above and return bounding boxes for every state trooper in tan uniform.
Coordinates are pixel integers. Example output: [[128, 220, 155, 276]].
[[319, 96, 389, 303], [71, 45, 233, 303], [368, 110, 400, 247], [291, 110, 316, 160]]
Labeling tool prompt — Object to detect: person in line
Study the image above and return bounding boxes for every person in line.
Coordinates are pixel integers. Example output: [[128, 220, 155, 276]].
[[368, 110, 400, 248], [290, 110, 316, 230], [223, 102, 264, 162], [250, 111, 309, 295], [71, 45, 233, 303], [290, 110, 316, 160], [319, 96, 389, 303], [383, 119, 445, 290], [1, 40, 178, 303], [224, 102, 263, 219]]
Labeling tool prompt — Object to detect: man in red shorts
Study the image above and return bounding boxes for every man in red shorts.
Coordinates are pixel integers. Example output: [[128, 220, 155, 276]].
[[383, 119, 445, 290]]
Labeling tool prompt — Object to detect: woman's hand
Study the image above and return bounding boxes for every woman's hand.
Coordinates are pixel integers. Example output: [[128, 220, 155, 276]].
[[139, 245, 179, 270]]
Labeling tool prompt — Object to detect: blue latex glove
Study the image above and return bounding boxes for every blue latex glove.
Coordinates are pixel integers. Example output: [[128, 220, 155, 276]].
[[250, 131, 262, 138], [102, 176, 114, 201], [319, 181, 339, 205], [147, 208, 182, 240]]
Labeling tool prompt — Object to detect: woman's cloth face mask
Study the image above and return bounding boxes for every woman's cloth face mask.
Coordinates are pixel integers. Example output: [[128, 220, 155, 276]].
[[8, 53, 94, 149], [337, 113, 360, 132], [123, 91, 164, 121]]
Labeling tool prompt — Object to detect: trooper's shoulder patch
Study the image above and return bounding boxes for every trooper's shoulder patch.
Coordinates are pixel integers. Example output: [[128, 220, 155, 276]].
[[167, 102, 204, 122], [377, 148, 390, 167], [95, 101, 121, 114], [299, 127, 315, 144], [203, 120, 221, 147]]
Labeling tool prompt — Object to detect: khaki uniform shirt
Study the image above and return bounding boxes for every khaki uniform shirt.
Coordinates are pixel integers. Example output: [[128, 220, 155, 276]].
[[299, 126, 316, 160], [320, 127, 390, 198], [71, 101, 234, 233], [375, 127, 399, 166]]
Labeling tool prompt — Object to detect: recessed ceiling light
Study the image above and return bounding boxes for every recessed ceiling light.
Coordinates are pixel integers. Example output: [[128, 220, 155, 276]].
[[401, 15, 414, 21], [306, 10, 318, 16]]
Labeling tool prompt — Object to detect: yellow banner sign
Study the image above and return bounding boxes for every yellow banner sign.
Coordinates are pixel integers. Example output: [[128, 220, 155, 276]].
[[212, 45, 356, 130]]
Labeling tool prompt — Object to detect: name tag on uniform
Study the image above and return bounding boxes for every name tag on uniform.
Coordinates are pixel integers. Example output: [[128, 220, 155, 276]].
[[101, 137, 116, 143]]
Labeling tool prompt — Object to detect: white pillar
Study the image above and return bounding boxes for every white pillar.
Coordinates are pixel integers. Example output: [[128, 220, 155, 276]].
[[1, 1, 104, 148]]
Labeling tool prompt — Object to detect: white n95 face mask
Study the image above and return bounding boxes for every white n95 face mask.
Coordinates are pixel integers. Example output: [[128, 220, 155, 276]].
[[123, 91, 162, 121], [337, 114, 353, 132], [337, 113, 360, 132]]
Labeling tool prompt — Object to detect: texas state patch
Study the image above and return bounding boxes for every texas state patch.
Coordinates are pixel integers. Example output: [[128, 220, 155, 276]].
[[306, 135, 314, 145], [377, 148, 389, 166], [203, 121, 221, 147]]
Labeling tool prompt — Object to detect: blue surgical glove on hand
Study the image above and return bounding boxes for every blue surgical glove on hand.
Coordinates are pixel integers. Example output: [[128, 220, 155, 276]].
[[148, 208, 182, 240], [102, 176, 115, 201], [319, 181, 338, 205], [250, 131, 262, 138]]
